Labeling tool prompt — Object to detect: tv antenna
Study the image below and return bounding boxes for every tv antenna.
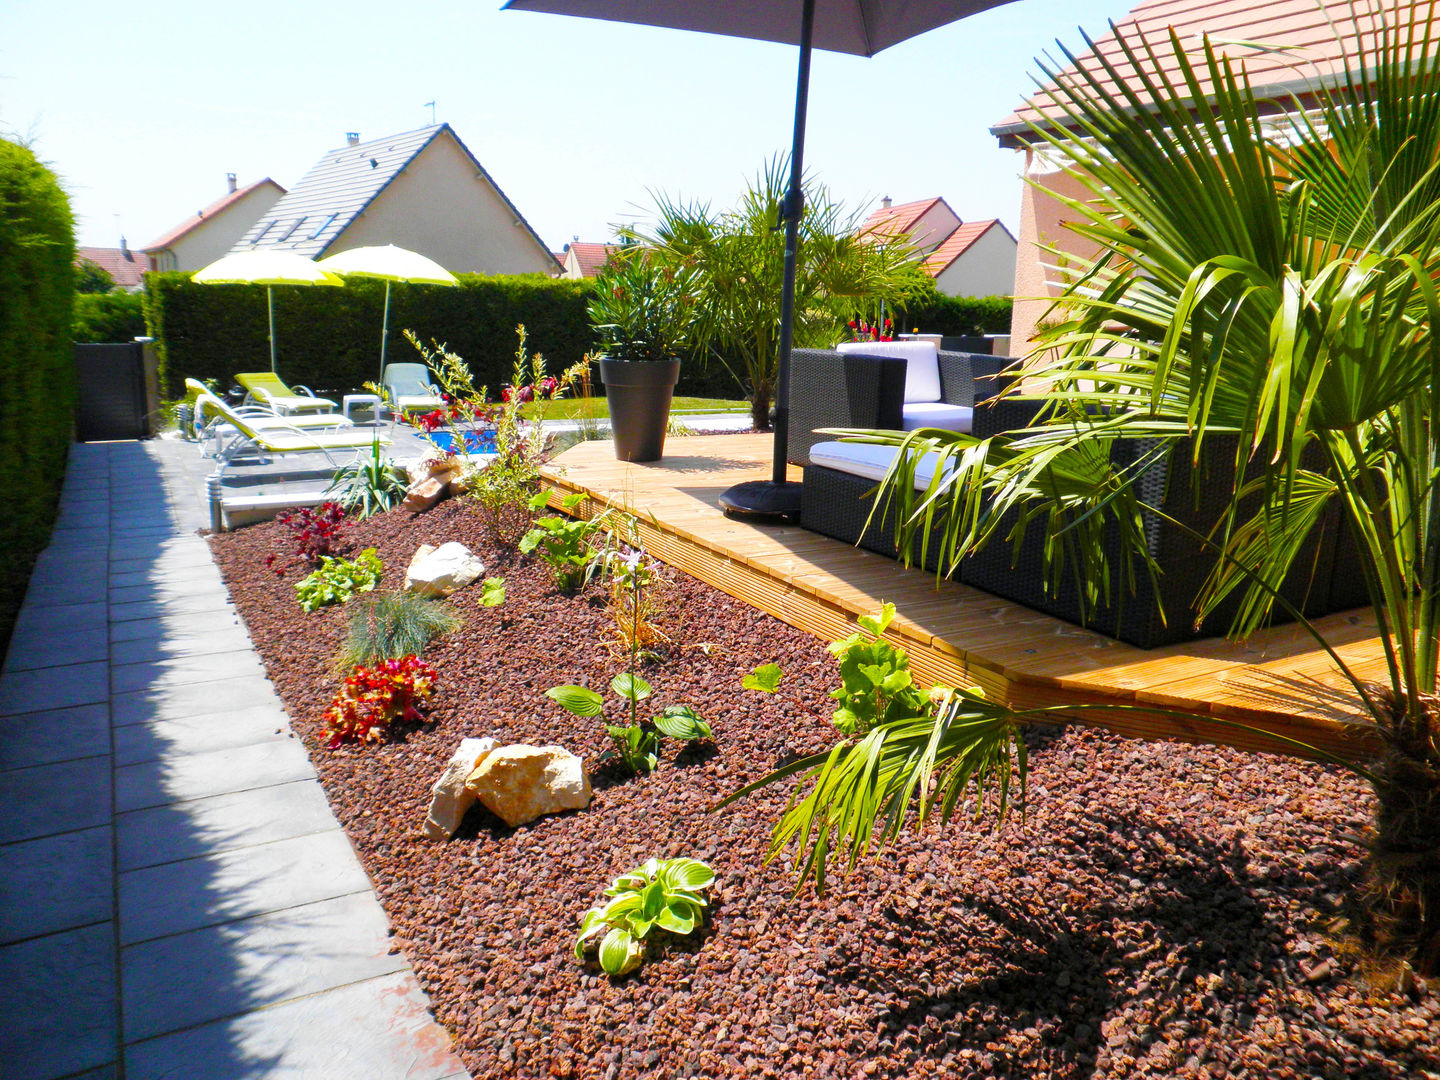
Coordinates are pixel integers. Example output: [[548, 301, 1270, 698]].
[[425, 100, 436, 124]]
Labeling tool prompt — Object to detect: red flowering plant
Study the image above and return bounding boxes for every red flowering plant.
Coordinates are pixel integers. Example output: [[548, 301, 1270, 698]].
[[264, 502, 348, 578], [321, 655, 437, 750], [846, 315, 896, 343]]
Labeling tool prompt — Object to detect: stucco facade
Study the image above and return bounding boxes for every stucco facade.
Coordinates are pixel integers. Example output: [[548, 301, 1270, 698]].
[[145, 179, 285, 273], [930, 221, 1017, 299]]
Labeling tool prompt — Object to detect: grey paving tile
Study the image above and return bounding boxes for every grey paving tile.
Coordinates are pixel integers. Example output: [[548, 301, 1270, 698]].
[[0, 922, 118, 1080], [118, 828, 369, 944], [45, 527, 110, 549], [110, 649, 266, 695], [110, 562, 221, 590], [114, 705, 292, 767], [111, 548, 216, 575], [109, 591, 236, 624], [0, 756, 111, 843], [111, 673, 282, 726], [115, 737, 315, 812], [109, 626, 253, 666], [122, 891, 406, 1040], [10, 600, 107, 637], [109, 607, 248, 643], [116, 779, 336, 871], [0, 826, 113, 944], [123, 969, 465, 1080], [0, 704, 109, 771], [0, 661, 110, 715], [3, 626, 109, 672]]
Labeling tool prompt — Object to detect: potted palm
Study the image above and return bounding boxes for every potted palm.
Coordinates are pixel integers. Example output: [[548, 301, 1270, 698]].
[[589, 249, 699, 462]]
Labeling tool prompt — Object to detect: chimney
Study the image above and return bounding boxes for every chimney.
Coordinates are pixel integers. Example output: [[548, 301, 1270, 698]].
[[881, 195, 892, 210], [226, 172, 237, 194], [346, 132, 360, 146], [120, 235, 130, 258]]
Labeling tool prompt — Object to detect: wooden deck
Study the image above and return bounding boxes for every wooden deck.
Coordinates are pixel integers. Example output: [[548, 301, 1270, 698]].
[[541, 433, 1384, 762]]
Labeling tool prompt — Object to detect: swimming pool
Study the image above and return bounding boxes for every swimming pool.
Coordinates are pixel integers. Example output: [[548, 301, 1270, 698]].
[[426, 429, 498, 455]]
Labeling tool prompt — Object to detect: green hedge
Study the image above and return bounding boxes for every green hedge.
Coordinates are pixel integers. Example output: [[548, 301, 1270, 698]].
[[892, 291, 1012, 338], [0, 138, 75, 652], [74, 290, 147, 343]]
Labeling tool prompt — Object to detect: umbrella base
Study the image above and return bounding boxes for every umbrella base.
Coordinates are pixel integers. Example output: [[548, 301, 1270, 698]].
[[718, 479, 801, 521]]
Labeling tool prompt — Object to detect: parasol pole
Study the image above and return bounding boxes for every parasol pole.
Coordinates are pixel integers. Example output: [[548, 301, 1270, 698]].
[[380, 280, 392, 382], [267, 285, 277, 373]]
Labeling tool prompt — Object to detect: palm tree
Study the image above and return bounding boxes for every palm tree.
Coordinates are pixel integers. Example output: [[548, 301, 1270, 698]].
[[724, 9, 1440, 978], [630, 158, 920, 430]]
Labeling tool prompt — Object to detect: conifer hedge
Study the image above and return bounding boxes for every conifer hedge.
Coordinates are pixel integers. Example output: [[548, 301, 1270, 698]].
[[0, 138, 76, 649]]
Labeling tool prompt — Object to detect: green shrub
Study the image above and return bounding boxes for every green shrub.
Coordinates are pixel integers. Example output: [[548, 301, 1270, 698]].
[[73, 290, 147, 343], [0, 138, 75, 652], [340, 591, 462, 666], [892, 289, 1011, 339], [295, 549, 383, 612]]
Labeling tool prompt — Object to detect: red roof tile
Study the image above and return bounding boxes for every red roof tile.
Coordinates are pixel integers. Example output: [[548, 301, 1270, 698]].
[[76, 246, 148, 289], [994, 0, 1425, 143], [921, 220, 1008, 276], [143, 178, 285, 252], [567, 241, 619, 277], [858, 197, 943, 243]]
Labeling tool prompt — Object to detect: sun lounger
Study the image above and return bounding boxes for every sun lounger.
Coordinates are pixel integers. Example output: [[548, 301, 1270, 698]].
[[185, 380, 352, 452], [381, 363, 445, 415], [235, 372, 340, 415], [196, 392, 388, 467]]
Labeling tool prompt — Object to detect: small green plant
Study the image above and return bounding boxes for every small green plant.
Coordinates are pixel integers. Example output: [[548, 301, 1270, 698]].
[[743, 663, 783, 693], [545, 677, 711, 775], [294, 549, 382, 613], [574, 857, 716, 976], [325, 436, 408, 519], [518, 492, 605, 590], [478, 577, 506, 608], [826, 603, 921, 736], [340, 591, 462, 666]]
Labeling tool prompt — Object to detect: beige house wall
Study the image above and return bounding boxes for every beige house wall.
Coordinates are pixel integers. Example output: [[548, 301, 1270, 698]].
[[149, 183, 284, 272], [908, 202, 962, 253], [1009, 150, 1103, 361], [333, 132, 556, 276], [932, 225, 1017, 298]]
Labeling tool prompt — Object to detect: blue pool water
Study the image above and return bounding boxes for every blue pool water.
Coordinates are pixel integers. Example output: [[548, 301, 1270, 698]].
[[428, 429, 498, 454]]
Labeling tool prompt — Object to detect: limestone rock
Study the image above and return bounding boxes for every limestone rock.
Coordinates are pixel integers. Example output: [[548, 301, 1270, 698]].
[[422, 737, 496, 841], [464, 744, 591, 828], [407, 457, 463, 486], [402, 476, 447, 514], [404, 541, 484, 597]]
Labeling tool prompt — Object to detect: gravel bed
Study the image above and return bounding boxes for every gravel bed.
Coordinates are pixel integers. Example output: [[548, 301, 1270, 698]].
[[209, 473, 1438, 1079]]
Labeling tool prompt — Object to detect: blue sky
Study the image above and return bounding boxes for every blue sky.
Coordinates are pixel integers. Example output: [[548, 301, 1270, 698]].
[[1, 1, 1127, 252]]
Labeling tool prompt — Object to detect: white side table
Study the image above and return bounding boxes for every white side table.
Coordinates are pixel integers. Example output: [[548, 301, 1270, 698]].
[[342, 393, 382, 422]]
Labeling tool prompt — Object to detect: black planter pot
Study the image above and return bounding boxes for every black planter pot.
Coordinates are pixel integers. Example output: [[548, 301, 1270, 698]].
[[599, 357, 681, 463]]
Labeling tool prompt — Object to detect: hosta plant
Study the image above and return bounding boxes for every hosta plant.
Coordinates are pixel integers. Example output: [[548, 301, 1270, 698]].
[[519, 492, 604, 590], [546, 677, 711, 775], [574, 857, 716, 976], [826, 603, 922, 736], [321, 655, 436, 750], [294, 548, 382, 613]]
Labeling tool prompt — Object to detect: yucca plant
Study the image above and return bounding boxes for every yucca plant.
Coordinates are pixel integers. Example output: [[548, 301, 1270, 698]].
[[340, 591, 462, 667], [727, 9, 1440, 979]]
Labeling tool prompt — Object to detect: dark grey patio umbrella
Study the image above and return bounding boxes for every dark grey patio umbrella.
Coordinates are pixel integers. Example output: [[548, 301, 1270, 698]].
[[504, 0, 1019, 517]]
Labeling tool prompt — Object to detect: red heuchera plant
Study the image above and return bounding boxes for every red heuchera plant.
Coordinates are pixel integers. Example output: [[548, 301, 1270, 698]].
[[265, 502, 348, 577], [321, 656, 437, 750]]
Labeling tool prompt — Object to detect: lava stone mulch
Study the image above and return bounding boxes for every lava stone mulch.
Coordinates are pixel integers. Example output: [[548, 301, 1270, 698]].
[[209, 472, 1438, 1080]]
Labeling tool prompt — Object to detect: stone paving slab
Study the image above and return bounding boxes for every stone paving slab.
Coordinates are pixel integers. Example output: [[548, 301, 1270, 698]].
[[109, 607, 249, 644], [0, 755, 111, 844], [122, 891, 409, 1040], [109, 625, 255, 666], [118, 828, 372, 945], [117, 779, 339, 871], [0, 703, 110, 770], [0, 660, 110, 714], [11, 599, 107, 636], [0, 922, 119, 1080], [123, 969, 465, 1080], [109, 590, 237, 624], [110, 648, 267, 694], [113, 704, 295, 766], [111, 672, 283, 724], [3, 625, 110, 672], [0, 826, 113, 944], [116, 736, 315, 811]]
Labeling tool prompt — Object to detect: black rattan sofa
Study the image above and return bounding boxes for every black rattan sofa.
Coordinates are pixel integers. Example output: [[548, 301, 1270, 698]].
[[787, 347, 1365, 648]]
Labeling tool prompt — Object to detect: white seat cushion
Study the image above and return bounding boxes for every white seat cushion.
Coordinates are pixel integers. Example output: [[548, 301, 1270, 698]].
[[902, 402, 972, 432], [837, 340, 942, 403], [809, 440, 956, 492]]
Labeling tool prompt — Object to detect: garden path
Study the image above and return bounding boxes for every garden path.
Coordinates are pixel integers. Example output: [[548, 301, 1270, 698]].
[[0, 439, 469, 1080]]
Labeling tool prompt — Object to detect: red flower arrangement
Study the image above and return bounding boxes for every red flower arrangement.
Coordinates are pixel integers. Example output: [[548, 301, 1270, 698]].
[[321, 655, 437, 750], [847, 316, 896, 343]]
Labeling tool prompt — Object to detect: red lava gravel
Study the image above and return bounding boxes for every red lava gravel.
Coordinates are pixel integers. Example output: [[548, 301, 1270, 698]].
[[208, 470, 1438, 1080]]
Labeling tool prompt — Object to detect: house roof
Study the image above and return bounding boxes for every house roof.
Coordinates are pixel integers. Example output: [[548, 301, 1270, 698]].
[[231, 124, 552, 263], [858, 197, 944, 243], [143, 178, 285, 253], [566, 241, 619, 277], [992, 0, 1423, 146], [76, 245, 148, 289], [921, 219, 1011, 275]]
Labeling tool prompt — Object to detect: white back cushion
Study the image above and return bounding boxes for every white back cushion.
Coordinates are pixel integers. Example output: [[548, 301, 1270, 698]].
[[901, 402, 972, 433], [837, 340, 941, 404]]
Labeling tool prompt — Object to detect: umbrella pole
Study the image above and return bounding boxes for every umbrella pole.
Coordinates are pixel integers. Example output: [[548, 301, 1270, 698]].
[[267, 286, 277, 373], [718, 0, 813, 519], [380, 280, 391, 382]]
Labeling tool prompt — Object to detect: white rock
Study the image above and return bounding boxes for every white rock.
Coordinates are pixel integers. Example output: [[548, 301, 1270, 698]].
[[407, 458, 462, 486], [404, 541, 484, 597], [464, 744, 591, 828], [422, 737, 496, 841]]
